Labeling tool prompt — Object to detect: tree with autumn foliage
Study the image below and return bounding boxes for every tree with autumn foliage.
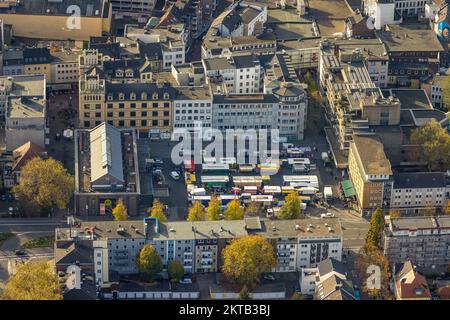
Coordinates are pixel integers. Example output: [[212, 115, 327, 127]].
[[149, 199, 168, 222], [2, 261, 62, 300], [224, 200, 244, 220], [12, 157, 74, 211], [167, 260, 185, 282], [410, 121, 450, 172], [187, 201, 207, 221], [222, 235, 277, 288], [136, 244, 163, 281], [207, 196, 222, 221], [278, 193, 302, 220], [245, 201, 262, 217], [112, 199, 128, 221], [364, 208, 385, 253]]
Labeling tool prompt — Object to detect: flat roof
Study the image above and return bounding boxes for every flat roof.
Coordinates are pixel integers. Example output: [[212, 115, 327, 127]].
[[352, 135, 392, 175], [378, 24, 444, 52], [390, 217, 438, 230]]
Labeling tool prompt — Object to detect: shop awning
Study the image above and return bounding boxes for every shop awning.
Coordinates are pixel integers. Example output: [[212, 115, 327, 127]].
[[341, 180, 356, 198]]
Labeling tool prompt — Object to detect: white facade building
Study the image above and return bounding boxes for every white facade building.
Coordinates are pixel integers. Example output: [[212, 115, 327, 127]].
[[173, 86, 213, 130], [203, 53, 262, 94]]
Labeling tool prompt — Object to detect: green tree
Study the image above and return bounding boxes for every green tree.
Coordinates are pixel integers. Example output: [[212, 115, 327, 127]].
[[224, 200, 244, 220], [441, 75, 450, 111], [278, 193, 302, 220], [364, 208, 385, 253], [410, 121, 450, 171], [187, 201, 207, 221], [112, 199, 128, 221], [222, 235, 276, 288], [207, 196, 222, 221], [305, 71, 318, 94], [149, 199, 168, 222], [12, 157, 74, 211], [167, 260, 185, 282], [3, 261, 62, 300], [136, 244, 163, 281], [238, 285, 252, 300]]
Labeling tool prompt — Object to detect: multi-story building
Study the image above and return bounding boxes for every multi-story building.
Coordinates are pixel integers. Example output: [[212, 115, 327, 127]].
[[111, 0, 156, 17], [383, 216, 450, 270], [1, 75, 47, 150], [78, 68, 175, 135], [212, 81, 308, 140], [171, 62, 205, 86], [55, 217, 343, 285], [348, 135, 393, 215], [74, 122, 141, 216], [378, 23, 444, 88], [390, 172, 447, 214], [173, 85, 212, 130], [203, 53, 262, 94], [421, 74, 447, 109], [0, 0, 113, 41], [23, 48, 53, 82], [2, 50, 24, 77], [125, 24, 186, 71], [49, 50, 80, 90]]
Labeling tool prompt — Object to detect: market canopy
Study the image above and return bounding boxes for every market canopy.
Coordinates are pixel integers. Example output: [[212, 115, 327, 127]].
[[341, 180, 356, 198]]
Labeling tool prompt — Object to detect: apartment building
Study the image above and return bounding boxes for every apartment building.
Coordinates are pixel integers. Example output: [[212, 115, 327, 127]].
[[55, 217, 343, 285], [212, 82, 308, 140], [0, 0, 113, 41], [23, 48, 53, 82], [421, 74, 447, 109], [383, 216, 450, 270], [125, 24, 186, 71], [1, 75, 46, 151], [203, 53, 262, 94], [78, 69, 175, 135], [348, 135, 393, 216], [171, 62, 205, 86], [378, 24, 444, 88], [2, 50, 24, 77], [50, 50, 80, 90], [111, 0, 156, 17], [173, 85, 212, 130], [390, 172, 447, 214]]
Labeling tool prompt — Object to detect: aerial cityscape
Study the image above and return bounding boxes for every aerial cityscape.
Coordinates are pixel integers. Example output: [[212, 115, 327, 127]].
[[0, 0, 449, 304]]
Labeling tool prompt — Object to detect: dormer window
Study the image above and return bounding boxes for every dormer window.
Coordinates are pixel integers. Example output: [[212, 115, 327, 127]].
[[164, 92, 170, 99], [152, 92, 159, 100], [119, 93, 125, 100], [107, 95, 113, 101], [125, 69, 134, 77], [115, 69, 124, 77], [141, 92, 147, 100], [130, 92, 136, 100]]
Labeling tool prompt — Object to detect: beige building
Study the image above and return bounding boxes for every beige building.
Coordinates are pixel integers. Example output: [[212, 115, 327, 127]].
[[0, 0, 112, 41], [79, 68, 175, 135], [348, 135, 393, 215]]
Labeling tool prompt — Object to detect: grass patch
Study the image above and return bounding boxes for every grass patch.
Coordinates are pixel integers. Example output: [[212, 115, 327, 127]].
[[0, 232, 14, 245], [21, 236, 55, 249]]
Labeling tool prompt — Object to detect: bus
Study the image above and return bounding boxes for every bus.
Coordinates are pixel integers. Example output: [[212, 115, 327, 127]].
[[201, 175, 229, 189], [219, 194, 240, 205], [263, 186, 282, 195], [281, 186, 297, 194], [190, 195, 211, 206], [288, 158, 310, 166], [233, 176, 263, 187], [243, 186, 258, 195], [250, 195, 274, 206], [202, 163, 230, 174], [283, 175, 319, 189]]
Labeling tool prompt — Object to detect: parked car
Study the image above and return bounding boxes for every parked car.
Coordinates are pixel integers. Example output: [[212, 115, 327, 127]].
[[263, 273, 276, 281], [15, 250, 26, 256], [179, 275, 192, 284], [170, 171, 180, 180]]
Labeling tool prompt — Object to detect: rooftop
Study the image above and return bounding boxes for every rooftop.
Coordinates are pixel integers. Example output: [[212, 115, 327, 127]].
[[352, 135, 392, 175], [378, 24, 444, 53], [0, 0, 110, 18], [393, 172, 446, 189]]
